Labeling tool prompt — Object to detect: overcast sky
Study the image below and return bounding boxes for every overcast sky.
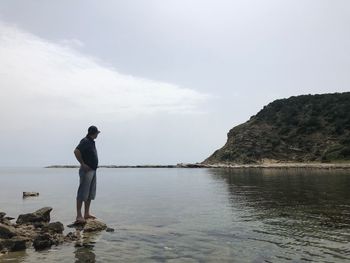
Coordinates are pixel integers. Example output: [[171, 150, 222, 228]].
[[0, 0, 349, 166]]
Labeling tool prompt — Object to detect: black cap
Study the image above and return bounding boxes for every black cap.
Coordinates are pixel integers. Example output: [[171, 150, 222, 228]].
[[88, 125, 101, 135]]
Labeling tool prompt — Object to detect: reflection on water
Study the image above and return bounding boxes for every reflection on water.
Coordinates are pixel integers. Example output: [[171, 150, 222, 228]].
[[210, 168, 350, 224], [209, 168, 350, 262], [0, 167, 350, 262], [74, 231, 98, 263]]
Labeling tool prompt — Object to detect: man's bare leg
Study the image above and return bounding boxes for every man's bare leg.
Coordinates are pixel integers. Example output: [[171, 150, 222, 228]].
[[76, 199, 86, 223], [84, 199, 96, 219]]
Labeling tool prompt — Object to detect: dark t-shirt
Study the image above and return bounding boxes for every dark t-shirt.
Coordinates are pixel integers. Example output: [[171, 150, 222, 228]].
[[76, 136, 98, 170]]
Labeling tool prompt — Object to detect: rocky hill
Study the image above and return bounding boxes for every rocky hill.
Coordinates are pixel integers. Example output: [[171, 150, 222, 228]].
[[203, 92, 350, 164]]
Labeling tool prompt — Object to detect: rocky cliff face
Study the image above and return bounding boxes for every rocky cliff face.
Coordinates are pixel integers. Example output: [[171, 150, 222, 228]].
[[203, 92, 350, 164]]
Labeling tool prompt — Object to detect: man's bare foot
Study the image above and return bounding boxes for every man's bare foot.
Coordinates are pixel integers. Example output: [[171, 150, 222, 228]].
[[84, 214, 97, 220], [75, 216, 86, 224]]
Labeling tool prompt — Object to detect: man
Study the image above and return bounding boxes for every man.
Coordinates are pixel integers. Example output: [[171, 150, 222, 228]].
[[74, 125, 100, 223]]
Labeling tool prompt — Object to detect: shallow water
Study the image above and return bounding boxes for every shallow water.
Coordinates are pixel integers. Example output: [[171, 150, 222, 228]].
[[0, 167, 350, 262]]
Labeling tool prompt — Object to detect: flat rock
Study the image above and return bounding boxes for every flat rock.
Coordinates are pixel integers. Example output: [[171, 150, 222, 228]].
[[0, 223, 17, 239], [84, 219, 107, 232], [16, 207, 52, 224], [67, 219, 107, 232]]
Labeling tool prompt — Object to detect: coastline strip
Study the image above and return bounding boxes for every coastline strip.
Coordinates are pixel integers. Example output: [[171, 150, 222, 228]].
[[45, 163, 350, 169]]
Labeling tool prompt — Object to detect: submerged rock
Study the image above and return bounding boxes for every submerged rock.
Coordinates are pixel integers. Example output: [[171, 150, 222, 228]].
[[16, 207, 52, 224], [0, 237, 28, 252]]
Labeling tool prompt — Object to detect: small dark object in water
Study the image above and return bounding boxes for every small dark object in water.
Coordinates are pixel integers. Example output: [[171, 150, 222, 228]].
[[106, 227, 115, 232], [23, 192, 39, 198]]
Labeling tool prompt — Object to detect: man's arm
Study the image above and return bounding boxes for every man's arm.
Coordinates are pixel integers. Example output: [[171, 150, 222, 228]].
[[74, 148, 91, 171]]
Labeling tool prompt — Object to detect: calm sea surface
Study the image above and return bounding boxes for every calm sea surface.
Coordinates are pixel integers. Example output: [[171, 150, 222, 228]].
[[0, 167, 350, 262]]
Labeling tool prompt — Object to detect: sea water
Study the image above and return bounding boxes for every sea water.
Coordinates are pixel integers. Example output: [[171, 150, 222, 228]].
[[0, 167, 349, 262]]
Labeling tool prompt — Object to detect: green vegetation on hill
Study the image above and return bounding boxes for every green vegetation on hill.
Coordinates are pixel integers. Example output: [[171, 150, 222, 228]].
[[203, 92, 350, 164]]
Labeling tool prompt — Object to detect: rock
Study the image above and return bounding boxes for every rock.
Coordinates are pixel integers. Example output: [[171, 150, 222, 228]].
[[0, 208, 108, 254], [106, 227, 115, 232], [32, 222, 47, 228], [177, 163, 204, 168], [13, 224, 36, 240], [31, 207, 52, 222], [46, 222, 64, 234], [16, 207, 52, 224], [83, 220, 107, 232], [67, 221, 86, 231], [0, 213, 11, 225], [64, 232, 79, 242], [0, 237, 28, 252], [0, 223, 17, 238], [32, 231, 64, 251], [67, 219, 108, 232], [23, 192, 39, 198], [33, 233, 54, 250], [1, 218, 13, 226]]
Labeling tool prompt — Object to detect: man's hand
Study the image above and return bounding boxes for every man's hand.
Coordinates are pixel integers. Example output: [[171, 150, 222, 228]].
[[81, 163, 92, 172], [74, 148, 91, 172]]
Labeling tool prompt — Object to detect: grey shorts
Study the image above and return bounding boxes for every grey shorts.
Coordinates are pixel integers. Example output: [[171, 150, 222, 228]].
[[77, 168, 97, 201]]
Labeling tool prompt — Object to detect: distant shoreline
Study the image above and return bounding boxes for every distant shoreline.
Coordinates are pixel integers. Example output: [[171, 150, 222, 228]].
[[45, 163, 350, 169]]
